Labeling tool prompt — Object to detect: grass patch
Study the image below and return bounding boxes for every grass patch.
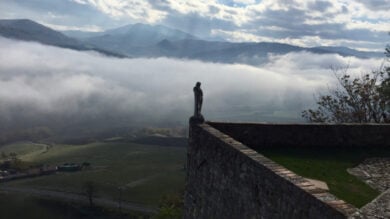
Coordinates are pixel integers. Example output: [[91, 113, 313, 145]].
[[0, 142, 49, 160], [4, 141, 186, 207], [0, 192, 150, 219], [258, 147, 390, 208]]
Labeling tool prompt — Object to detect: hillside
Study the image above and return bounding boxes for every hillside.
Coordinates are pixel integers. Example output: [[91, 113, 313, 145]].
[[63, 22, 384, 63], [0, 19, 125, 57], [0, 19, 383, 65], [0, 19, 84, 49], [81, 29, 382, 64]]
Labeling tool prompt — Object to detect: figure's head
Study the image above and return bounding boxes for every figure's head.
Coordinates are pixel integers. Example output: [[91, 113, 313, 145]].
[[196, 82, 201, 87]]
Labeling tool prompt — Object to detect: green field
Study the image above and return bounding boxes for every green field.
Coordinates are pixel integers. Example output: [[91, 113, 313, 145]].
[[7, 137, 386, 211], [0, 192, 149, 219], [259, 147, 390, 208], [0, 142, 49, 161], [2, 140, 186, 207]]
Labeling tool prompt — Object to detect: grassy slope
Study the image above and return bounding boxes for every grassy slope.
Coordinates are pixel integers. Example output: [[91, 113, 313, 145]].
[[4, 141, 186, 206], [259, 147, 390, 208], [0, 193, 149, 219], [0, 142, 49, 160]]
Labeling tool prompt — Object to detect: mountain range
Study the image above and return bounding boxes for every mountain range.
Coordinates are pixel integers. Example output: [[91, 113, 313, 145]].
[[0, 19, 384, 65], [0, 19, 125, 57]]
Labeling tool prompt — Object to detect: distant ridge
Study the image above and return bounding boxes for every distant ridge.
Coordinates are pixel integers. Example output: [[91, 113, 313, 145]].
[[75, 22, 383, 64], [0, 19, 384, 65], [0, 19, 82, 47], [313, 46, 382, 59], [79, 23, 198, 55], [0, 19, 126, 57]]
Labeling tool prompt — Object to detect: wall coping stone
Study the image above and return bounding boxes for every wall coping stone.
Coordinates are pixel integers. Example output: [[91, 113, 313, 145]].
[[197, 122, 359, 217]]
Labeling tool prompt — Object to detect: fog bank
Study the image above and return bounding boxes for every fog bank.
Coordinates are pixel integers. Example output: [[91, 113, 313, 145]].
[[0, 37, 384, 131]]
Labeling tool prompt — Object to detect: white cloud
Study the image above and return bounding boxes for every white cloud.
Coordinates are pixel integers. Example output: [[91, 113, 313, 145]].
[[1, 0, 388, 50], [211, 29, 266, 42], [70, 0, 88, 5], [233, 0, 256, 4], [346, 20, 390, 32], [40, 22, 104, 32], [0, 37, 384, 127], [85, 0, 167, 23]]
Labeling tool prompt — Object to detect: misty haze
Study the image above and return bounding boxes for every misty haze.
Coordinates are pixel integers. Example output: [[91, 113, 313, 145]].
[[0, 1, 389, 218], [0, 37, 383, 133]]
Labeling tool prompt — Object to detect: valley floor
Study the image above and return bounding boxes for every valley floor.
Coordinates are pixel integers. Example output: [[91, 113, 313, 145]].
[[0, 139, 186, 218]]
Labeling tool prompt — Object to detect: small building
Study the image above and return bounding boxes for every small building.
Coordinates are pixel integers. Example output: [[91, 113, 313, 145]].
[[57, 163, 81, 172]]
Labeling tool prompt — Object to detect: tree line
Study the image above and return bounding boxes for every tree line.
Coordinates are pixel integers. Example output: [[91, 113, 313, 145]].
[[302, 44, 390, 123]]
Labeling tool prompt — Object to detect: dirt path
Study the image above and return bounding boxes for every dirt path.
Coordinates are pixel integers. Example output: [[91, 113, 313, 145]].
[[0, 186, 158, 214], [126, 174, 161, 188], [20, 143, 50, 159]]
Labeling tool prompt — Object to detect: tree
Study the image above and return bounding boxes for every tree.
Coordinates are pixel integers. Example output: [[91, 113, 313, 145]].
[[83, 181, 97, 207], [155, 192, 184, 219], [9, 152, 17, 160], [8, 152, 24, 170], [380, 44, 390, 102], [1, 151, 7, 159], [302, 46, 390, 123]]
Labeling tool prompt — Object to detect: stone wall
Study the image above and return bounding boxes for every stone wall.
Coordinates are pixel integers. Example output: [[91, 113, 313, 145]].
[[209, 122, 390, 149], [185, 123, 359, 219]]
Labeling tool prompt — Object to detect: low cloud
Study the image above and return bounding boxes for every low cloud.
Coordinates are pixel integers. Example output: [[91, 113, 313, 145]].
[[0, 37, 384, 130]]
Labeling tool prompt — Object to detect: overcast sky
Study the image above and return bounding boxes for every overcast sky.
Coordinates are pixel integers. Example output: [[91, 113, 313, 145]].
[[0, 0, 388, 51]]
